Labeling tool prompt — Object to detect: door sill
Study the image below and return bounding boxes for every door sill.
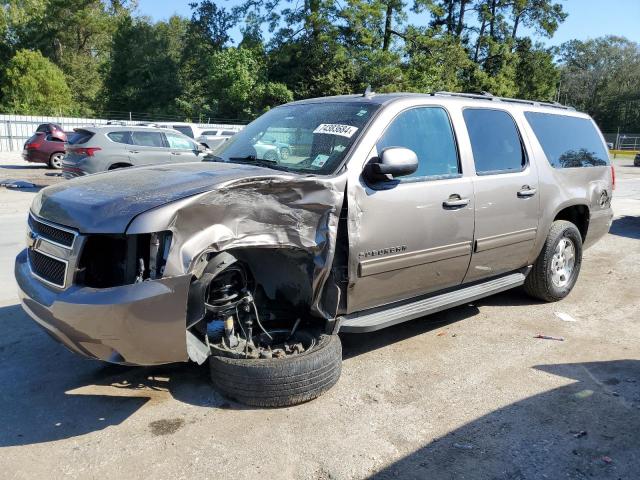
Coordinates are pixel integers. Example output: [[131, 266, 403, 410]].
[[338, 269, 530, 333]]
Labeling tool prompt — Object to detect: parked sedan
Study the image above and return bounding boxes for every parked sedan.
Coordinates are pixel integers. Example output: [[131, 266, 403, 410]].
[[62, 125, 208, 179], [22, 130, 68, 169], [253, 137, 292, 160]]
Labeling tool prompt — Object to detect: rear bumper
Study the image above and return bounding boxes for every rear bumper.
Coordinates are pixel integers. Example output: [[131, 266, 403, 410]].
[[584, 207, 613, 249], [15, 249, 191, 365], [62, 164, 86, 180]]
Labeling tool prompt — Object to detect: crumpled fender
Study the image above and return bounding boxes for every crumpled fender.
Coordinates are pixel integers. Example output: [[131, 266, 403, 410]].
[[127, 173, 347, 319]]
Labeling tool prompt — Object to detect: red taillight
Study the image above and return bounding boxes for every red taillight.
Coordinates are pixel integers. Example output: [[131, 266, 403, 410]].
[[26, 143, 41, 150], [69, 147, 102, 157], [611, 165, 616, 190]]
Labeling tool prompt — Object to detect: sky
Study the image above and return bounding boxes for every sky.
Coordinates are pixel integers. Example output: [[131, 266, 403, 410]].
[[136, 0, 640, 47]]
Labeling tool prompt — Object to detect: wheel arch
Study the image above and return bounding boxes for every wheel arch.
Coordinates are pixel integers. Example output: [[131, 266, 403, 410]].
[[108, 162, 133, 170], [553, 203, 590, 241]]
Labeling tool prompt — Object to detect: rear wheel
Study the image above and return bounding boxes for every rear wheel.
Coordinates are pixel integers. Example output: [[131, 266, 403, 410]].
[[49, 152, 64, 169], [280, 147, 290, 160], [524, 220, 583, 302]]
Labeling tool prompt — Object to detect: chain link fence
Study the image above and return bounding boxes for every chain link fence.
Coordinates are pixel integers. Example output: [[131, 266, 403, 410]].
[[0, 113, 248, 152], [603, 132, 640, 151]]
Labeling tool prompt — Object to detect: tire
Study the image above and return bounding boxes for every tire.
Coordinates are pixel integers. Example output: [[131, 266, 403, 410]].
[[280, 147, 290, 160], [263, 149, 278, 161], [524, 220, 583, 302], [209, 332, 342, 407], [49, 152, 64, 169]]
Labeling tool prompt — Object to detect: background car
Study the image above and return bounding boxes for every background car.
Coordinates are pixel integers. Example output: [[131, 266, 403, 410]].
[[154, 122, 203, 139], [634, 152, 640, 166], [22, 129, 68, 169], [62, 125, 208, 179], [196, 129, 237, 150], [253, 137, 291, 161]]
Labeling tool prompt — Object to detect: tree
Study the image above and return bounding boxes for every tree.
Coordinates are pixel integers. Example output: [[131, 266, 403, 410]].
[[559, 36, 640, 132], [0, 49, 75, 114]]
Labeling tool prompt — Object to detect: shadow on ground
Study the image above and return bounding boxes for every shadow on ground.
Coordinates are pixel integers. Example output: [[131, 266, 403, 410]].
[[370, 359, 640, 479], [609, 215, 640, 240]]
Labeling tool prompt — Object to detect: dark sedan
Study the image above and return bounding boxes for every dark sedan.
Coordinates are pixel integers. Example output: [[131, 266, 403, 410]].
[[634, 152, 640, 166]]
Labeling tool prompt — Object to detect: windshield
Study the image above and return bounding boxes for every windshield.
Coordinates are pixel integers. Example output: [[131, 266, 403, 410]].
[[208, 102, 380, 174]]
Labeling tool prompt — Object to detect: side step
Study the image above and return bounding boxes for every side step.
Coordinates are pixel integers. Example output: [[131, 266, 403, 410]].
[[338, 271, 527, 333]]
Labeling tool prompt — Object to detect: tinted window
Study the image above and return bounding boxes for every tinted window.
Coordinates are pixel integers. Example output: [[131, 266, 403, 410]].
[[45, 134, 64, 142], [166, 132, 195, 150], [201, 130, 218, 136], [131, 131, 165, 147], [221, 131, 236, 136], [173, 126, 194, 138], [376, 107, 459, 180], [524, 112, 609, 168], [68, 130, 94, 145], [107, 131, 132, 144], [463, 109, 525, 174]]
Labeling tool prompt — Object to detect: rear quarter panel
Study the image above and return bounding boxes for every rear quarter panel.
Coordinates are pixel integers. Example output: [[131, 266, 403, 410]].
[[520, 113, 613, 262]]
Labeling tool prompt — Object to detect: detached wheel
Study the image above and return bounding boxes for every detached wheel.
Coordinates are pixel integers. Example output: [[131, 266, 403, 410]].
[[280, 147, 290, 160], [209, 331, 342, 407], [524, 220, 583, 302], [49, 152, 64, 169]]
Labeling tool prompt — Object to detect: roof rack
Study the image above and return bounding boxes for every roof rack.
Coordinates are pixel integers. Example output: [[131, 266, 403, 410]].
[[431, 91, 575, 110]]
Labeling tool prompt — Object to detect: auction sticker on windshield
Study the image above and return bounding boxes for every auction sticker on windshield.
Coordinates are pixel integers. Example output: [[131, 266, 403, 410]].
[[313, 124, 359, 138]]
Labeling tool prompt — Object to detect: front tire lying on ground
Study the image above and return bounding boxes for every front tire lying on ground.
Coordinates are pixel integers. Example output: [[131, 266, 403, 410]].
[[524, 220, 583, 302], [209, 332, 342, 407]]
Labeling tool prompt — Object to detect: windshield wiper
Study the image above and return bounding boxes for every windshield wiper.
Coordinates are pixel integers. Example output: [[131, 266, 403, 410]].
[[227, 155, 286, 170]]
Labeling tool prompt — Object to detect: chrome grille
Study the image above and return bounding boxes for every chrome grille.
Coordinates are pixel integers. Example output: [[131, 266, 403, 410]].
[[28, 249, 67, 288], [29, 215, 76, 248]]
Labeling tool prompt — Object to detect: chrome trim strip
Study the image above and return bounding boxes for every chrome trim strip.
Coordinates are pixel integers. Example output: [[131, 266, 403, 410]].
[[29, 213, 78, 250], [475, 228, 537, 253], [28, 248, 69, 289], [358, 241, 473, 277]]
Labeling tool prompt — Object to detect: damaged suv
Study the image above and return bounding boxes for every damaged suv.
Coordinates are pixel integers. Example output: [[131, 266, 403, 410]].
[[15, 92, 613, 407]]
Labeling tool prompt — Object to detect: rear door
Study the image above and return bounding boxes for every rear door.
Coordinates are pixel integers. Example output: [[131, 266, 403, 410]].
[[462, 108, 540, 282], [164, 132, 201, 162], [129, 131, 170, 165]]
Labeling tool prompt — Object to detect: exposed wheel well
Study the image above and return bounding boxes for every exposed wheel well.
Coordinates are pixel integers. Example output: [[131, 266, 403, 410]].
[[108, 163, 132, 170], [554, 205, 589, 241]]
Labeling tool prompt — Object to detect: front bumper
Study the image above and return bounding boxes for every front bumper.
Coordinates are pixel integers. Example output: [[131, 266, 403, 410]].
[[15, 249, 191, 365]]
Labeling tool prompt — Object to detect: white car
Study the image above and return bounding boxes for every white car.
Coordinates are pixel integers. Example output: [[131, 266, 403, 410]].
[[197, 129, 238, 150]]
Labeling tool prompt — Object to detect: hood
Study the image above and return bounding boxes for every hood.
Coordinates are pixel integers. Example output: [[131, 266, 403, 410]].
[[31, 162, 282, 233]]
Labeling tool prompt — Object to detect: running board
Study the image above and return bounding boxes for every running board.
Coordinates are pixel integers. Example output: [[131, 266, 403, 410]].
[[338, 271, 527, 333]]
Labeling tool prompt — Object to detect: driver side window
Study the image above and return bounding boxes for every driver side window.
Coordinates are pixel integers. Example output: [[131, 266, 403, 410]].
[[377, 107, 460, 182]]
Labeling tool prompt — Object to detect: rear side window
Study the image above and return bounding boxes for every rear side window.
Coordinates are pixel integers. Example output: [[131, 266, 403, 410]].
[[376, 107, 460, 181], [68, 130, 94, 145], [201, 130, 218, 136], [131, 131, 165, 147], [107, 131, 133, 144], [221, 131, 236, 136], [173, 126, 194, 138], [463, 109, 525, 174], [524, 112, 609, 168]]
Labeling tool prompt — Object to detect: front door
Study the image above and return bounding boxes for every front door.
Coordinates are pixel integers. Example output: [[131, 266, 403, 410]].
[[347, 106, 475, 313], [461, 108, 540, 282], [164, 132, 201, 163]]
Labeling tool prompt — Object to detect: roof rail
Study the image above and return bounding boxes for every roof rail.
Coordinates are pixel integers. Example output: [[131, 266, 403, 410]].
[[431, 91, 575, 111]]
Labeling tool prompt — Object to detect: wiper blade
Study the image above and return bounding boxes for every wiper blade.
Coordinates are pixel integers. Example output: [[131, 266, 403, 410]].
[[228, 155, 277, 164]]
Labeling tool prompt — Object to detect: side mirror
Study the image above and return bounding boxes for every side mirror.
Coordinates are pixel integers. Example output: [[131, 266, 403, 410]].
[[364, 147, 418, 182]]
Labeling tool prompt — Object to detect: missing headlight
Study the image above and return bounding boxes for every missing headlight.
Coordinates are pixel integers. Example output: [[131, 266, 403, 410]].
[[77, 231, 172, 288]]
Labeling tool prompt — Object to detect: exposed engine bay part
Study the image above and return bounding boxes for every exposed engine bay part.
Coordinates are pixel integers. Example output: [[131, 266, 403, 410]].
[[186, 251, 343, 405]]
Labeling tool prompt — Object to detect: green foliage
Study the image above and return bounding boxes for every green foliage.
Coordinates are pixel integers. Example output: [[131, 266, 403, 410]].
[[0, 49, 75, 115], [0, 0, 636, 133]]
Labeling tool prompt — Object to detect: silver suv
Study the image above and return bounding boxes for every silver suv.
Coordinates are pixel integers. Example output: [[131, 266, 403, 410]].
[[62, 125, 208, 179], [16, 92, 613, 407]]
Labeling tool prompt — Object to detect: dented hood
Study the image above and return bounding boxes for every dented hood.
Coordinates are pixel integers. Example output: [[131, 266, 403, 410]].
[[30, 162, 282, 233]]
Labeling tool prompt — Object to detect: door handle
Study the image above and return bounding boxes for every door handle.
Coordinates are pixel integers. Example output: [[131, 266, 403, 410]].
[[171, 152, 182, 155], [517, 185, 537, 198], [443, 195, 470, 208], [128, 150, 140, 154]]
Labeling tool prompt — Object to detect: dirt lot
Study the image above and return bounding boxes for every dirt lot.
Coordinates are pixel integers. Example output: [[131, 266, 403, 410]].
[[1, 153, 639, 479]]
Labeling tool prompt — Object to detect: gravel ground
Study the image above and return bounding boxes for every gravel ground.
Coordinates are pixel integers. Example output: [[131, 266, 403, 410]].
[[0, 152, 639, 479]]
